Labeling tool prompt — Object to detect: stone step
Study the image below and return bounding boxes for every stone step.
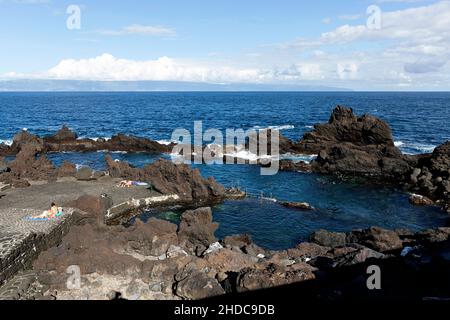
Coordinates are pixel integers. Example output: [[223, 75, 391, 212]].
[[0, 184, 11, 192]]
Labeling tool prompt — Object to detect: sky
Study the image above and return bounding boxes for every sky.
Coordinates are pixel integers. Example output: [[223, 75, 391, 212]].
[[0, 0, 449, 90]]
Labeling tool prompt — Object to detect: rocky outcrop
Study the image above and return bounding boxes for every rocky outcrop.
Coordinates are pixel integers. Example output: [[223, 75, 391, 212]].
[[0, 157, 9, 174], [347, 227, 403, 252], [10, 130, 44, 155], [293, 106, 412, 179], [0, 143, 82, 186], [236, 262, 317, 293], [404, 141, 450, 212], [409, 194, 434, 206], [310, 229, 347, 248], [279, 201, 314, 210], [8, 144, 55, 182], [297, 106, 395, 153], [4, 126, 172, 155], [105, 156, 226, 203], [57, 161, 77, 177], [278, 159, 311, 172], [8, 198, 450, 301], [0, 144, 9, 157], [127, 219, 179, 257], [44, 125, 78, 143]]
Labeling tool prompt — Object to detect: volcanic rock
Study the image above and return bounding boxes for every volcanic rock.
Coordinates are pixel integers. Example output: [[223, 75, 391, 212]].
[[175, 270, 225, 300], [75, 167, 95, 181], [178, 207, 219, 256], [44, 125, 78, 143], [236, 262, 317, 293], [348, 227, 403, 252], [10, 130, 44, 154], [0, 157, 9, 173], [409, 194, 434, 206], [293, 106, 412, 179], [57, 161, 77, 177], [105, 156, 226, 203], [126, 218, 179, 257], [310, 229, 347, 248], [279, 201, 314, 210]]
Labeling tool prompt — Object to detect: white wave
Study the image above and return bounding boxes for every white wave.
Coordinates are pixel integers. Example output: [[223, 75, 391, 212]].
[[224, 150, 277, 162], [252, 124, 294, 131], [304, 125, 314, 129], [156, 139, 177, 145], [82, 136, 111, 142], [0, 139, 13, 146], [397, 141, 436, 154], [280, 153, 317, 164], [409, 143, 436, 153], [96, 150, 127, 154]]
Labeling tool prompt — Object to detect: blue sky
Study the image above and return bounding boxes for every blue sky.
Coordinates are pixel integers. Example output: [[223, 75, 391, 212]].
[[0, 0, 449, 90]]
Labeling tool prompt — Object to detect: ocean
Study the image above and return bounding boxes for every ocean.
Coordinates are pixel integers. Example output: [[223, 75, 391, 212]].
[[1, 92, 449, 249]]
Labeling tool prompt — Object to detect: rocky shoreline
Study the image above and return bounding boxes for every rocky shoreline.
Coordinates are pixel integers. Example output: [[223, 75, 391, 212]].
[[1, 202, 449, 300], [0, 105, 449, 300]]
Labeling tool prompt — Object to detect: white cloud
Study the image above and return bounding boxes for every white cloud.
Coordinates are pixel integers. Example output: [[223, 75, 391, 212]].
[[283, 1, 450, 47], [273, 1, 450, 88], [46, 54, 263, 82], [404, 58, 447, 73], [337, 63, 359, 79], [42, 54, 327, 83], [321, 17, 332, 24], [98, 24, 176, 36], [338, 14, 362, 20]]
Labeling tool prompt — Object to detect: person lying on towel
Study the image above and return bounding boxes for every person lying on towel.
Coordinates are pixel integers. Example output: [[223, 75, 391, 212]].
[[32, 203, 63, 219]]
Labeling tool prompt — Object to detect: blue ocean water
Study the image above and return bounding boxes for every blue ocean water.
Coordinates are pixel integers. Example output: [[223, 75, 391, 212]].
[[1, 92, 450, 249]]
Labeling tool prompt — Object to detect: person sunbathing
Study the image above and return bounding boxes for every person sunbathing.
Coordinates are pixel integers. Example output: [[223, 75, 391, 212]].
[[117, 180, 150, 188], [34, 203, 62, 219], [117, 180, 133, 188]]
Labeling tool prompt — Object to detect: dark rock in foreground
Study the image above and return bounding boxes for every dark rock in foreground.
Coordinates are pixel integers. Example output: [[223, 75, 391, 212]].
[[178, 207, 218, 256]]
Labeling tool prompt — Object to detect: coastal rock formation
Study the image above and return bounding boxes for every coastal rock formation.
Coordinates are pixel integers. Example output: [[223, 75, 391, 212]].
[[0, 142, 81, 186], [298, 106, 395, 153], [44, 125, 78, 143], [347, 227, 403, 252], [10, 130, 44, 155], [8, 143, 55, 182], [279, 201, 314, 210], [235, 262, 317, 293], [310, 229, 347, 248], [3, 126, 172, 155], [0, 157, 9, 174], [405, 141, 450, 212], [57, 161, 77, 177], [295, 106, 412, 179], [127, 219, 179, 257], [3, 197, 450, 301], [178, 207, 219, 256], [278, 159, 311, 172], [105, 156, 226, 203], [0, 144, 9, 157], [409, 194, 434, 206]]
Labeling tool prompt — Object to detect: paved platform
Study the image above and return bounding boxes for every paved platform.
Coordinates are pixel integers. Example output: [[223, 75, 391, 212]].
[[0, 176, 158, 288]]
